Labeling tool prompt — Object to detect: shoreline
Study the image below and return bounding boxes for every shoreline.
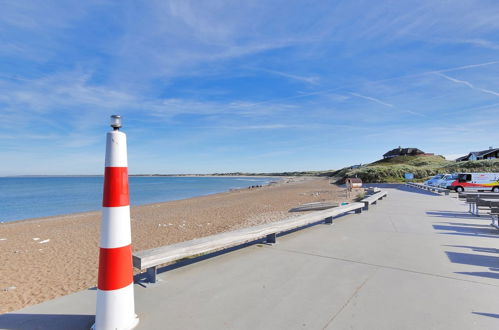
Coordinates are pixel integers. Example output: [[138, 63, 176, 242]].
[[0, 175, 283, 224], [0, 177, 292, 227], [1, 176, 302, 227], [0, 176, 353, 314]]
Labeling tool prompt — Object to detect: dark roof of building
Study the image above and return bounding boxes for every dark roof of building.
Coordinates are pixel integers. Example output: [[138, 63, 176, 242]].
[[455, 148, 499, 161], [383, 147, 424, 157], [346, 177, 362, 183], [472, 148, 499, 157]]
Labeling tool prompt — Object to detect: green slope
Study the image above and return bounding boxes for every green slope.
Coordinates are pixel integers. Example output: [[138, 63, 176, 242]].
[[330, 155, 499, 183]]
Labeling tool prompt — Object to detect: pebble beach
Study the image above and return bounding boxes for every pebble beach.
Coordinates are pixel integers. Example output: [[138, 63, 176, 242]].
[[0, 177, 354, 314]]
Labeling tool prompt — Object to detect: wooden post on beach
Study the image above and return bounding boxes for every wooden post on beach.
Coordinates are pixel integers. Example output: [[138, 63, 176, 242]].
[[94, 115, 139, 330]]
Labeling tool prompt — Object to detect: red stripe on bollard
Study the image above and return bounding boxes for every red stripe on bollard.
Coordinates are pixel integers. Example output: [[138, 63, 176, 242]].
[[97, 245, 134, 291], [102, 167, 130, 207]]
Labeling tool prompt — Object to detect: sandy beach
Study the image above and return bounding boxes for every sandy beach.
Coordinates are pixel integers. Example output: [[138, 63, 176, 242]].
[[0, 177, 356, 314]]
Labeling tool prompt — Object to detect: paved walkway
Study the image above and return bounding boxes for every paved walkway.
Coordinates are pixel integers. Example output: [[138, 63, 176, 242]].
[[1, 185, 498, 329]]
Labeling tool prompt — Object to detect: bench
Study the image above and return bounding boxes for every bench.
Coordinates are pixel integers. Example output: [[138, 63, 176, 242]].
[[458, 192, 499, 216], [366, 187, 381, 194], [133, 201, 370, 283], [361, 190, 388, 210], [475, 198, 499, 230]]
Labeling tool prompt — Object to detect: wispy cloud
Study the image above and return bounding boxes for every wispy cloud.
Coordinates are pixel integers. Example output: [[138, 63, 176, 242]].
[[459, 39, 499, 50], [349, 92, 393, 107], [231, 124, 303, 130], [250, 68, 320, 85], [349, 88, 424, 119], [437, 73, 499, 97]]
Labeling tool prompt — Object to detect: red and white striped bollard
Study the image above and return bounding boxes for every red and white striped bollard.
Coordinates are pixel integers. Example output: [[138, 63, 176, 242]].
[[94, 115, 139, 330]]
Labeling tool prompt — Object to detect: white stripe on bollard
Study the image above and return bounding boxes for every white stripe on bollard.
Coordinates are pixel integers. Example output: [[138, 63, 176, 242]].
[[105, 131, 128, 167], [95, 284, 137, 330], [100, 206, 132, 249]]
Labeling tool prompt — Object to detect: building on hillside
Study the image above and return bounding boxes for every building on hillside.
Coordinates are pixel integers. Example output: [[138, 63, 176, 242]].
[[383, 146, 431, 159], [455, 147, 499, 161]]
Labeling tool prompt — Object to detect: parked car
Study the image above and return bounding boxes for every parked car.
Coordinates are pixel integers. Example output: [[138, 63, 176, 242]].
[[437, 174, 458, 189], [450, 173, 499, 192], [424, 174, 445, 186]]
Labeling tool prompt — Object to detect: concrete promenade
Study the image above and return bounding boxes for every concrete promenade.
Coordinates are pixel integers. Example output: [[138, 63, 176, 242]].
[[1, 185, 498, 329]]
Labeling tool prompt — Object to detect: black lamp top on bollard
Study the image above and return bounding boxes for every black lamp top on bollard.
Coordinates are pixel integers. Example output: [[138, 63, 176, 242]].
[[110, 115, 122, 130]]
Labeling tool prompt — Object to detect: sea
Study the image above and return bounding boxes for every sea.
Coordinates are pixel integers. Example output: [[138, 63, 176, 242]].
[[0, 176, 277, 223]]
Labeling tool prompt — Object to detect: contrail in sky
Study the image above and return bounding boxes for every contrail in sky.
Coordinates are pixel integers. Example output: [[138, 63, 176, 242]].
[[432, 61, 499, 74], [349, 92, 394, 107], [228, 60, 499, 109], [437, 73, 499, 97]]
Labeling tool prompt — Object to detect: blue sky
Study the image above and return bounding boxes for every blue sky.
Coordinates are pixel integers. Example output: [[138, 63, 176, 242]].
[[2, 1, 499, 175]]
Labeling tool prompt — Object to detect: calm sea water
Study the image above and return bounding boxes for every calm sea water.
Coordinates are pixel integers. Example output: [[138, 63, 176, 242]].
[[0, 176, 276, 223]]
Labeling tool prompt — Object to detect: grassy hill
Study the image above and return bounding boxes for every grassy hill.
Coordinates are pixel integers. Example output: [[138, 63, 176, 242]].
[[368, 155, 448, 167], [329, 155, 499, 183]]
